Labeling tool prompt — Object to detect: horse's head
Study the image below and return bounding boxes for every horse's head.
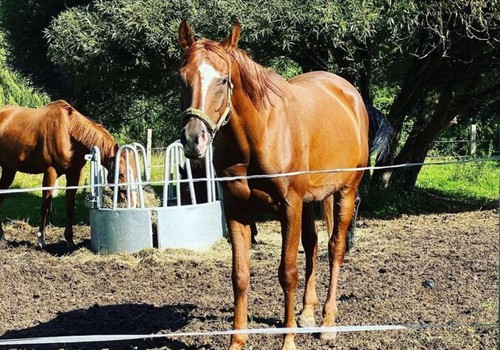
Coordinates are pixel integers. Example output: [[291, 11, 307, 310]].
[[178, 20, 240, 158], [107, 146, 138, 208]]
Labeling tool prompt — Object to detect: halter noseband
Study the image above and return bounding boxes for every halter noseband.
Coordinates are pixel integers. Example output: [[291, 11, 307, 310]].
[[181, 61, 233, 137]]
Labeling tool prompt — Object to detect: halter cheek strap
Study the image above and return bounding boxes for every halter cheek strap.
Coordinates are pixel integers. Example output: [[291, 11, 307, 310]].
[[181, 62, 233, 137], [181, 84, 232, 136]]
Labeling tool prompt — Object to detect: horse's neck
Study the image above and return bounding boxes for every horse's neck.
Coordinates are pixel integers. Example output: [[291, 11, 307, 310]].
[[69, 113, 116, 155], [216, 58, 286, 170], [99, 142, 116, 171], [216, 92, 267, 171]]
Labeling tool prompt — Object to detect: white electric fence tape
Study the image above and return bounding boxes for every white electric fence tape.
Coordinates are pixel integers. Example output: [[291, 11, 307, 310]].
[[0, 156, 498, 195], [0, 323, 496, 346]]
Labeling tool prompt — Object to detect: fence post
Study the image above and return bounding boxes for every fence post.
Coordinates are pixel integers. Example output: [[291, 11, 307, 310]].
[[469, 124, 477, 155], [146, 128, 152, 179]]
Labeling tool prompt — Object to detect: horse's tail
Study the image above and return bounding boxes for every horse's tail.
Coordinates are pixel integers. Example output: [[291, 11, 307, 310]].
[[366, 104, 394, 162], [321, 195, 333, 240]]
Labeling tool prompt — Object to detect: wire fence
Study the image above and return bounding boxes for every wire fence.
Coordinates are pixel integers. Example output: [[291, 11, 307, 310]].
[[0, 148, 498, 347], [428, 139, 493, 158], [0, 155, 498, 195], [0, 322, 497, 346]]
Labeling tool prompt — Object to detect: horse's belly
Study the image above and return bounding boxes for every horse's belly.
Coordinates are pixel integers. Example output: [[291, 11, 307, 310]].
[[15, 162, 45, 174], [303, 169, 363, 202], [304, 185, 340, 202]]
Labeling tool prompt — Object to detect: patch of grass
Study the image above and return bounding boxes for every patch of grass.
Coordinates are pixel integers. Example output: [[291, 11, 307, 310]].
[[1, 169, 91, 227], [417, 160, 499, 201], [361, 160, 499, 218], [361, 187, 497, 219]]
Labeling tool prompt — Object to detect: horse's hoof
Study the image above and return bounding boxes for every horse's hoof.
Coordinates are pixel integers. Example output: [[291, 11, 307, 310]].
[[297, 314, 316, 328], [37, 240, 47, 250], [37, 232, 47, 250], [229, 336, 248, 350], [320, 331, 337, 342]]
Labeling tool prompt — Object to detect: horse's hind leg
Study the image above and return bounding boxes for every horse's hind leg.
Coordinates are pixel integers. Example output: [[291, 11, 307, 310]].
[[298, 202, 318, 328], [346, 192, 361, 252], [38, 167, 57, 248], [63, 169, 82, 247], [321, 188, 357, 341], [0, 166, 17, 240]]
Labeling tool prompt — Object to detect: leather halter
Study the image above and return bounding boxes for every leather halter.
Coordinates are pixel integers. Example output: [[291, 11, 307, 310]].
[[181, 61, 233, 137]]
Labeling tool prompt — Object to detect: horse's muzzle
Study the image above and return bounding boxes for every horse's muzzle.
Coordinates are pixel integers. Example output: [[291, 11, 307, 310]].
[[180, 116, 211, 158], [118, 187, 138, 208]]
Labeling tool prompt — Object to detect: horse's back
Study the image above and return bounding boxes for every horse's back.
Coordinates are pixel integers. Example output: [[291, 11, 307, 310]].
[[288, 71, 369, 162], [285, 72, 369, 198], [289, 71, 367, 129], [0, 102, 73, 173]]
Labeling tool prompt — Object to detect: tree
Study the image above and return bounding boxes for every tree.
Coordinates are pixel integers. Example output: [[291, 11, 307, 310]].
[[370, 0, 500, 191], [3, 0, 498, 187], [0, 0, 92, 92], [41, 0, 385, 143], [0, 30, 48, 107]]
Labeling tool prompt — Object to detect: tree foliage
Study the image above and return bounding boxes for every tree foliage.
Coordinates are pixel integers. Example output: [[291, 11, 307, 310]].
[[0, 31, 48, 107], [1, 0, 498, 190]]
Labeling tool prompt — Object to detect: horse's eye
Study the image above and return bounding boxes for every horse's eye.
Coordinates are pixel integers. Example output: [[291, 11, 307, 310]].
[[221, 78, 228, 85]]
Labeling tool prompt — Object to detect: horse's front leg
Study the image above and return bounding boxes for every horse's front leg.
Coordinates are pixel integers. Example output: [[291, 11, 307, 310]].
[[38, 168, 58, 248], [0, 166, 17, 240], [278, 194, 303, 350], [298, 202, 318, 328], [63, 169, 82, 247], [226, 200, 253, 350], [321, 188, 357, 341]]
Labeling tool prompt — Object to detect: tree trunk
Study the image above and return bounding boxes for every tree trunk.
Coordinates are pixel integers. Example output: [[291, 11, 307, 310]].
[[386, 88, 455, 191], [369, 48, 447, 191]]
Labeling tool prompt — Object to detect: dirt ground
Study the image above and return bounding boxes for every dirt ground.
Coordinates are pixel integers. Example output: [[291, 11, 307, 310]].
[[0, 209, 498, 350]]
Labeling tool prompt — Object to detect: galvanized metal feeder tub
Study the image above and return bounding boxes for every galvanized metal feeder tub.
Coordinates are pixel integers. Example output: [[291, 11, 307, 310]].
[[86, 141, 225, 254], [157, 141, 225, 250], [86, 144, 153, 254]]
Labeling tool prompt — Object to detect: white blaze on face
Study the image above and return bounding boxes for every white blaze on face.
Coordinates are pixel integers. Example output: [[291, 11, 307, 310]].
[[198, 61, 222, 110]]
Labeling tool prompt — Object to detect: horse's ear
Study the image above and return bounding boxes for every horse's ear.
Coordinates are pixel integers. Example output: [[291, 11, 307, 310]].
[[179, 19, 195, 50], [221, 21, 241, 50]]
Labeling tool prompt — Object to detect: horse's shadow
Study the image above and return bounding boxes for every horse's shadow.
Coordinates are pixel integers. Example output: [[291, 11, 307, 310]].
[[43, 239, 92, 256], [0, 303, 207, 350], [2, 238, 92, 257]]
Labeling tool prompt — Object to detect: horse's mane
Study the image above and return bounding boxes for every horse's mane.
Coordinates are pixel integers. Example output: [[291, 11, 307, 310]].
[[182, 40, 285, 111], [49, 100, 117, 158]]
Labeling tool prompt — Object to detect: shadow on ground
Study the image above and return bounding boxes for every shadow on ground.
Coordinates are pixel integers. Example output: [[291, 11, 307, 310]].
[[0, 303, 198, 350]]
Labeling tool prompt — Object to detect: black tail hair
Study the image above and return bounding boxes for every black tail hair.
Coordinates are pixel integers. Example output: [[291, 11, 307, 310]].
[[366, 104, 395, 163]]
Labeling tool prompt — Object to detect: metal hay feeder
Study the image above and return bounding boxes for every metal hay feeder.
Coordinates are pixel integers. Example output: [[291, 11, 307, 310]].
[[157, 140, 225, 250], [86, 145, 153, 254], [86, 141, 225, 254]]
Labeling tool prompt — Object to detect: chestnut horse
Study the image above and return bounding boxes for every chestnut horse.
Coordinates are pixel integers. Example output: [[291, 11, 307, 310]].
[[178, 21, 391, 350], [0, 100, 137, 248]]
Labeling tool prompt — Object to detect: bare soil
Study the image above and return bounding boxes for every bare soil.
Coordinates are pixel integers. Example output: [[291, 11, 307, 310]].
[[0, 210, 498, 350]]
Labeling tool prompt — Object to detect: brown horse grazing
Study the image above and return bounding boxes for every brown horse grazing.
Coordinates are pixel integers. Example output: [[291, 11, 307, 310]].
[[178, 21, 392, 350], [0, 100, 137, 248]]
